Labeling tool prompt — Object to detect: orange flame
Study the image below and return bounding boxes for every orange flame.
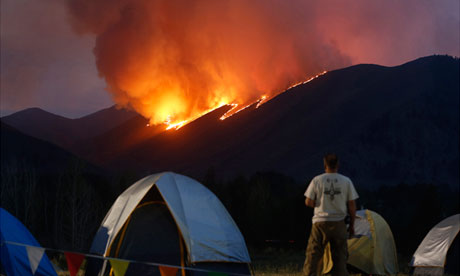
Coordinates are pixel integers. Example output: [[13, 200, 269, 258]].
[[286, 71, 328, 90], [256, 95, 269, 108], [161, 71, 327, 130], [164, 102, 228, 130], [67, 1, 343, 130], [165, 120, 188, 130], [153, 72, 327, 128], [217, 71, 327, 122], [219, 95, 268, 121]]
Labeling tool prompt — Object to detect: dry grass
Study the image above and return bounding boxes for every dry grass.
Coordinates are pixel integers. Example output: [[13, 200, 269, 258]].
[[57, 272, 85, 276], [250, 246, 304, 276], [249, 247, 416, 276], [52, 247, 423, 276]]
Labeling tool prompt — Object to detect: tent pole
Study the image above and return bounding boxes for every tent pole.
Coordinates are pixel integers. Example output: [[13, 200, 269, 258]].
[[100, 259, 108, 276]]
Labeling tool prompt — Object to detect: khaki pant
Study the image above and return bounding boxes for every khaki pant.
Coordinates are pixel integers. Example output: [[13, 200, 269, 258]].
[[304, 221, 348, 276]]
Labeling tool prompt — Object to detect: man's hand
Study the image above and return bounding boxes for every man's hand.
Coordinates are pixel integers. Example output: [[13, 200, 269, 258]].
[[348, 225, 355, 238], [305, 197, 315, 208]]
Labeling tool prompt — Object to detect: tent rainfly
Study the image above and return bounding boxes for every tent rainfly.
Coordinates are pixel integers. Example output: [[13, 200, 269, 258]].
[[86, 172, 251, 276], [0, 208, 57, 276], [322, 209, 399, 275], [410, 214, 460, 276]]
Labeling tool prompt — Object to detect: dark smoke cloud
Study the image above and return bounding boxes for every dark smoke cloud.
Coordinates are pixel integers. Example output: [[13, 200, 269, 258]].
[[66, 0, 354, 124], [66, 0, 459, 124], [2, 0, 457, 119]]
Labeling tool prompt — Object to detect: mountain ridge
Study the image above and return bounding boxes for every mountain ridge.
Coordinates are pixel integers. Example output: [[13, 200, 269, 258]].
[[2, 55, 458, 188], [0, 121, 104, 175], [1, 105, 138, 150], [109, 55, 459, 188]]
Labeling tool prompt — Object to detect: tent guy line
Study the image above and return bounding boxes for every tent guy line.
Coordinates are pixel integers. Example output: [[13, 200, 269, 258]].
[[0, 241, 251, 276]]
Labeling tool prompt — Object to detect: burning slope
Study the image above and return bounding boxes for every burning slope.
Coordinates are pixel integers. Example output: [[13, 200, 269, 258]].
[[67, 0, 457, 128], [219, 70, 327, 122], [67, 0, 349, 127], [164, 70, 326, 130], [102, 56, 459, 185]]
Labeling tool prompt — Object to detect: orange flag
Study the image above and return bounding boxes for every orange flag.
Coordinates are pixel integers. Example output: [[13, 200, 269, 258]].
[[159, 265, 179, 276], [64, 252, 85, 276]]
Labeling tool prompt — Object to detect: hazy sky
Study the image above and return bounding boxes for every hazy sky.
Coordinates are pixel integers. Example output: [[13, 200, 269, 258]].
[[1, 0, 459, 119], [1, 0, 110, 118]]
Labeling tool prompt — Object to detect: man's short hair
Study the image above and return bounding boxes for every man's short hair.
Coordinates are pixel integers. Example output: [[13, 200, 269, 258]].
[[323, 153, 339, 169]]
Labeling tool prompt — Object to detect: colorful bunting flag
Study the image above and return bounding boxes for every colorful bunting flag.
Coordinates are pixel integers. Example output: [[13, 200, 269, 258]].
[[65, 252, 85, 276], [110, 259, 130, 276], [6, 241, 250, 276], [159, 265, 179, 276], [26, 246, 45, 275]]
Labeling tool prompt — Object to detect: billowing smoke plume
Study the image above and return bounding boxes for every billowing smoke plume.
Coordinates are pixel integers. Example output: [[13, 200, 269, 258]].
[[66, 0, 459, 125]]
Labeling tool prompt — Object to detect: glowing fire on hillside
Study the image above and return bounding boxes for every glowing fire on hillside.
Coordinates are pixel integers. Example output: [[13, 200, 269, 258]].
[[286, 71, 328, 90], [164, 103, 227, 130], [67, 0, 453, 132], [162, 71, 327, 130], [219, 95, 267, 121], [67, 1, 353, 133]]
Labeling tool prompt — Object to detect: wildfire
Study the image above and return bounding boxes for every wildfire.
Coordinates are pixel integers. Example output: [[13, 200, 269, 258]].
[[219, 104, 244, 121], [163, 102, 228, 130], [219, 95, 268, 121], [286, 71, 328, 90], [215, 71, 327, 122], [256, 95, 268, 108], [165, 120, 188, 130], [162, 94, 268, 130], [162, 71, 327, 130]]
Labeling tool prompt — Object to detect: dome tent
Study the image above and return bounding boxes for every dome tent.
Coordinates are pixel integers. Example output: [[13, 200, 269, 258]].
[[0, 208, 57, 276], [86, 172, 251, 275], [322, 209, 398, 275], [410, 214, 460, 276]]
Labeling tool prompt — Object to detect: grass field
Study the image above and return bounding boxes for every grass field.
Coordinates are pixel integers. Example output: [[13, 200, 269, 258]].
[[54, 246, 421, 275], [249, 246, 416, 276], [250, 247, 304, 275]]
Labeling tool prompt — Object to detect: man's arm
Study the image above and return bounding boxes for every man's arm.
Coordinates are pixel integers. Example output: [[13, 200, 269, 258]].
[[305, 197, 315, 208], [347, 200, 356, 237]]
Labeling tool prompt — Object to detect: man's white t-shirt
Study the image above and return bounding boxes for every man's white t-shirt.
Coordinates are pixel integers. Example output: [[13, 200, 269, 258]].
[[305, 172, 359, 223]]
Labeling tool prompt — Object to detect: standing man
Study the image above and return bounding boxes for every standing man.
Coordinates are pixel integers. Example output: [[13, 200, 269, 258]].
[[303, 153, 358, 276]]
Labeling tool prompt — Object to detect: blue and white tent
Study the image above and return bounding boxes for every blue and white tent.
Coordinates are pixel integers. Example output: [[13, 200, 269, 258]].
[[88, 172, 251, 275], [0, 208, 57, 276], [410, 214, 460, 276]]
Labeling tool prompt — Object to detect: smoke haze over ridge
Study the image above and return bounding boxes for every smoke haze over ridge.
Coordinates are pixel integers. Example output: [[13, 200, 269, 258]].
[[66, 0, 459, 125], [67, 1, 352, 124], [1, 0, 458, 119]]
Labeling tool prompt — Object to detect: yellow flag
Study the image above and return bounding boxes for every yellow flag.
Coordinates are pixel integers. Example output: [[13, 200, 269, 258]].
[[109, 259, 130, 276]]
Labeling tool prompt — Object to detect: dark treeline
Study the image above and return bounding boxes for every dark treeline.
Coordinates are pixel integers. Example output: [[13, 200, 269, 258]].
[[0, 159, 112, 251], [202, 169, 311, 246], [1, 164, 458, 265]]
